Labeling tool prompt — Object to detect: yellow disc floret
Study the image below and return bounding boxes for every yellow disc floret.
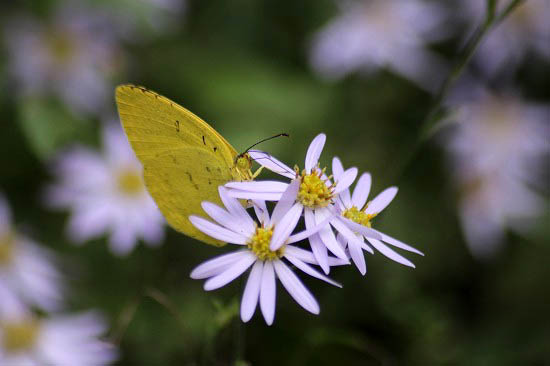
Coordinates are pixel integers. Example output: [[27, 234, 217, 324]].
[[117, 169, 144, 196], [2, 320, 41, 354], [342, 206, 377, 228], [0, 231, 16, 266], [247, 226, 284, 261], [297, 166, 334, 208]]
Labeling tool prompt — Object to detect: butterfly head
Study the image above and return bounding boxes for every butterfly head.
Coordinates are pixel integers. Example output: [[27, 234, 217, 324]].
[[235, 153, 254, 181]]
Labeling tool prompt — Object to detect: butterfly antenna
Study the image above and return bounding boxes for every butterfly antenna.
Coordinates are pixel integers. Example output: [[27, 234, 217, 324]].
[[244, 133, 289, 153]]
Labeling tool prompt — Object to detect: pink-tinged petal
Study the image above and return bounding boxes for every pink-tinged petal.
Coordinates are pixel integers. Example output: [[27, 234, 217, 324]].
[[305, 209, 330, 274], [227, 191, 283, 201], [373, 229, 424, 256], [260, 261, 276, 326], [284, 245, 349, 266], [270, 203, 303, 251], [337, 216, 382, 242], [332, 156, 344, 181], [348, 239, 366, 275], [287, 207, 333, 244], [201, 202, 253, 237], [365, 187, 398, 214], [305, 133, 326, 173], [315, 209, 348, 260], [331, 217, 376, 253], [273, 261, 320, 315], [225, 181, 288, 193], [248, 150, 295, 179], [252, 200, 269, 226], [284, 254, 342, 288], [240, 261, 263, 322], [189, 216, 247, 244], [218, 187, 255, 232], [270, 179, 300, 226], [203, 253, 257, 291], [366, 238, 415, 268], [334, 167, 358, 194], [351, 173, 372, 209], [190, 250, 249, 279]]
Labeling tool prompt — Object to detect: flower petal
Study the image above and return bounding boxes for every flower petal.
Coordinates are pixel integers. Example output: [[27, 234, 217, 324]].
[[332, 156, 344, 181], [270, 179, 300, 227], [218, 187, 255, 233], [252, 200, 269, 226], [248, 150, 296, 179], [348, 238, 366, 275], [284, 254, 342, 288], [366, 238, 415, 268], [203, 252, 256, 291], [315, 208, 348, 260], [227, 191, 283, 201], [351, 172, 371, 209], [284, 245, 349, 266], [241, 261, 263, 322], [287, 207, 333, 244], [334, 167, 358, 194], [201, 202, 253, 237], [273, 260, 320, 315], [373, 229, 424, 255], [337, 216, 381, 243], [331, 217, 375, 253], [305, 209, 329, 274], [260, 261, 276, 325], [305, 133, 326, 173], [190, 250, 249, 279], [365, 187, 398, 214], [270, 203, 303, 251], [189, 216, 248, 244], [225, 181, 288, 193]]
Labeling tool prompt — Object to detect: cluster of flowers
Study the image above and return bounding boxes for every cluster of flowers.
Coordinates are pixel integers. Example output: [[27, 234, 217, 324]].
[[188, 134, 424, 325], [0, 196, 117, 365]]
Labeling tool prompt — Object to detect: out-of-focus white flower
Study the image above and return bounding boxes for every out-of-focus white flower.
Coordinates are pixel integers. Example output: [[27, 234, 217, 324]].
[[190, 183, 346, 325], [4, 5, 122, 115], [459, 0, 550, 75], [47, 123, 165, 256], [110, 0, 187, 36], [444, 93, 549, 258], [331, 158, 424, 273], [309, 0, 449, 91], [227, 134, 368, 274], [0, 195, 63, 312], [0, 308, 117, 366]]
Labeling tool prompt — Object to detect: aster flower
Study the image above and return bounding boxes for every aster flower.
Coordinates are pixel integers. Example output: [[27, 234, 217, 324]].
[[190, 182, 346, 325], [443, 93, 549, 258], [46, 123, 164, 256], [227, 134, 372, 274], [309, 0, 449, 92], [331, 158, 424, 274], [0, 307, 117, 366], [0, 195, 63, 312]]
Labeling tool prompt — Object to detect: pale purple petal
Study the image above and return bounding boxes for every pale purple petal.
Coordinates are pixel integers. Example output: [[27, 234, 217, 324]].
[[337, 216, 382, 243], [248, 150, 295, 179], [201, 202, 253, 237], [315, 208, 348, 260], [225, 181, 288, 193], [227, 191, 283, 201], [203, 252, 257, 291], [270, 203, 303, 251], [270, 179, 300, 226], [284, 254, 342, 288], [334, 167, 358, 194], [331, 156, 344, 181], [365, 187, 398, 214], [305, 133, 326, 173], [332, 157, 352, 207], [331, 217, 376, 253], [218, 187, 255, 232], [251, 200, 269, 226], [287, 206, 333, 244], [240, 260, 263, 322], [348, 238, 366, 275], [284, 245, 349, 266], [351, 172, 372, 209], [273, 261, 320, 315], [260, 261, 276, 325], [190, 250, 250, 279], [373, 229, 424, 255], [305, 209, 329, 274], [189, 216, 247, 244], [366, 238, 415, 268]]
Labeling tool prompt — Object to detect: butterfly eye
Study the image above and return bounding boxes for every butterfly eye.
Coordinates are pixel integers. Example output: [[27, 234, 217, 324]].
[[236, 153, 252, 171]]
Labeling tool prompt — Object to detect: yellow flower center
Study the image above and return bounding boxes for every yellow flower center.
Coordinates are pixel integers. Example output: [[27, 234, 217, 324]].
[[296, 166, 334, 208], [0, 231, 16, 266], [117, 169, 144, 196], [247, 227, 284, 261], [342, 206, 377, 228], [1, 320, 41, 354]]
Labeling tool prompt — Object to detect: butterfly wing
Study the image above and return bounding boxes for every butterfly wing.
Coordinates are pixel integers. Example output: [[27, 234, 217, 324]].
[[115, 84, 240, 247]]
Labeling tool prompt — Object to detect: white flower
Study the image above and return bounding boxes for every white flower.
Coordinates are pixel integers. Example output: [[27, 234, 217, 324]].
[[3, 4, 122, 115], [458, 0, 550, 76], [0, 195, 63, 312], [47, 123, 165, 256], [443, 93, 549, 258], [0, 308, 117, 366], [309, 0, 449, 91], [227, 134, 365, 274], [190, 183, 346, 325], [331, 158, 424, 274]]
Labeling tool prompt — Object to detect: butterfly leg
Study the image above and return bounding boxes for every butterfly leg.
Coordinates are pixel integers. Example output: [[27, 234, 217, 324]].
[[251, 166, 264, 179]]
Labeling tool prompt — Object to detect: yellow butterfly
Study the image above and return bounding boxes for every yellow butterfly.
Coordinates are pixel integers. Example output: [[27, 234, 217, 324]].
[[115, 84, 261, 247]]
